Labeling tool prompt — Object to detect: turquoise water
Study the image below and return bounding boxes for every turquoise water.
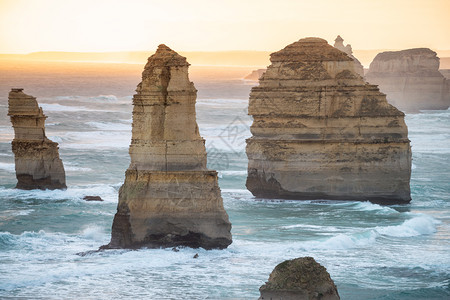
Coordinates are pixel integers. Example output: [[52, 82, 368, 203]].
[[0, 75, 449, 299]]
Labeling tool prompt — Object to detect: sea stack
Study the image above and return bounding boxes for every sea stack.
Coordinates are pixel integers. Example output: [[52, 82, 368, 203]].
[[333, 35, 364, 77], [366, 48, 450, 112], [246, 37, 412, 204], [259, 257, 340, 300], [7, 89, 66, 190], [104, 45, 232, 250]]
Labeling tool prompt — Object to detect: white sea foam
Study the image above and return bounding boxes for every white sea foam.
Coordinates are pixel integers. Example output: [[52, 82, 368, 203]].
[[65, 166, 93, 172], [375, 215, 438, 237], [221, 189, 253, 195], [89, 95, 118, 102], [352, 201, 399, 214], [0, 209, 34, 220], [306, 231, 378, 250], [86, 121, 131, 131], [80, 225, 107, 242], [218, 170, 247, 178], [39, 103, 113, 112], [48, 135, 64, 143], [0, 184, 119, 203], [0, 162, 15, 172], [281, 224, 341, 232], [55, 131, 131, 149]]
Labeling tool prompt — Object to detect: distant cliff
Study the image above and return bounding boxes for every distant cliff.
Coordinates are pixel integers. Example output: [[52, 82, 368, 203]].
[[244, 69, 266, 81], [366, 48, 450, 112]]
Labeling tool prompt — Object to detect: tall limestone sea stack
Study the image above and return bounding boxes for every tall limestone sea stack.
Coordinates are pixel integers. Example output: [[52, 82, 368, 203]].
[[246, 38, 412, 204], [366, 48, 450, 112], [8, 89, 66, 190], [104, 45, 232, 250]]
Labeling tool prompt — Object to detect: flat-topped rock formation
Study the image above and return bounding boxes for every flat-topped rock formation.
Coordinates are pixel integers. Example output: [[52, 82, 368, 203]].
[[366, 48, 450, 112], [103, 45, 232, 250], [333, 35, 364, 77], [8, 89, 66, 190], [259, 257, 340, 300], [246, 37, 412, 204], [244, 69, 266, 81]]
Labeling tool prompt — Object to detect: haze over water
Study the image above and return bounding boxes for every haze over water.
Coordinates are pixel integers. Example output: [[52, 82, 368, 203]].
[[0, 61, 449, 299]]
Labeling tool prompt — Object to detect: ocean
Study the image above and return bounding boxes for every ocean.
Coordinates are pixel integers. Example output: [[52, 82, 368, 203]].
[[0, 61, 449, 299]]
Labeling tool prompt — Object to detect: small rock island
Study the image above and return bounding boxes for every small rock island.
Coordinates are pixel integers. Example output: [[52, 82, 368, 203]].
[[366, 48, 450, 112], [259, 257, 340, 300], [103, 45, 232, 250], [246, 37, 412, 204], [8, 89, 66, 190]]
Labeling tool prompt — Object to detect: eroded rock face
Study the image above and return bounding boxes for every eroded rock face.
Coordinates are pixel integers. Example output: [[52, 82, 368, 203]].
[[366, 48, 450, 112], [104, 45, 232, 250], [246, 37, 411, 204], [259, 257, 340, 300], [333, 35, 364, 77], [8, 89, 66, 190]]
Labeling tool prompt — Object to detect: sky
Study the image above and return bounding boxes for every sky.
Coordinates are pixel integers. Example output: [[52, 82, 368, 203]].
[[0, 0, 449, 54]]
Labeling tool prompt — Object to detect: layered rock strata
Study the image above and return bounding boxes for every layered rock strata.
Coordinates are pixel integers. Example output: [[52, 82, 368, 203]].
[[333, 35, 364, 77], [259, 257, 340, 300], [246, 38, 411, 204], [366, 48, 450, 112], [8, 89, 66, 190], [104, 45, 232, 250]]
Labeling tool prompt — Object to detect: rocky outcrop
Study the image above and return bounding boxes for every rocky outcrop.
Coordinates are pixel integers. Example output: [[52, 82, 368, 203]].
[[244, 69, 266, 81], [259, 257, 340, 300], [8, 88, 66, 190], [103, 45, 232, 250], [440, 69, 450, 80], [246, 37, 411, 204], [333, 35, 364, 77], [366, 48, 450, 112]]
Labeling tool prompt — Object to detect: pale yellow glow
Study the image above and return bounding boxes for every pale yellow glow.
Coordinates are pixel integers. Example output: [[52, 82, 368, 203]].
[[0, 0, 449, 54]]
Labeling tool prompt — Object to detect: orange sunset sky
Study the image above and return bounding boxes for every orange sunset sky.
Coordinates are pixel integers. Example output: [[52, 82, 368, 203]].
[[0, 0, 449, 54]]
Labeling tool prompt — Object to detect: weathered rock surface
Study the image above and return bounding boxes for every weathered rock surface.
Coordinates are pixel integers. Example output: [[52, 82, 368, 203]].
[[259, 257, 340, 300], [366, 48, 450, 112], [8, 88, 66, 190], [246, 37, 411, 204], [244, 69, 266, 81], [83, 196, 103, 201], [440, 69, 450, 80], [333, 35, 364, 77], [103, 45, 232, 250]]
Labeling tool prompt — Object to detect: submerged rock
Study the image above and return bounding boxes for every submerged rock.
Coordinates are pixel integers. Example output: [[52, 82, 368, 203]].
[[103, 45, 232, 250], [83, 196, 103, 201], [8, 88, 66, 190], [259, 257, 340, 300], [246, 37, 412, 204], [366, 48, 450, 112], [333, 35, 364, 77]]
